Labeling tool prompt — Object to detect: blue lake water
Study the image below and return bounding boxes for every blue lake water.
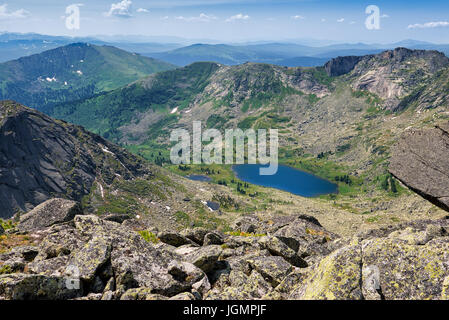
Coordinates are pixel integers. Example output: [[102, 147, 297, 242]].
[[232, 164, 338, 197], [186, 175, 212, 182]]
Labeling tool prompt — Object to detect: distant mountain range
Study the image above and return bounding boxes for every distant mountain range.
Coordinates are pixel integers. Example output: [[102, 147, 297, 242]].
[[0, 43, 175, 110], [1, 32, 449, 67], [147, 41, 449, 67]]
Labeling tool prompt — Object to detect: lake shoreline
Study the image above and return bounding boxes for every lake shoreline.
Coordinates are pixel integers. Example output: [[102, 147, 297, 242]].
[[231, 164, 339, 198]]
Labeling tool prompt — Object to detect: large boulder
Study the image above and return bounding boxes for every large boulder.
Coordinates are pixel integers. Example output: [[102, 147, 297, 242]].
[[273, 217, 338, 258], [289, 244, 363, 300], [290, 220, 449, 300], [361, 233, 449, 300], [183, 245, 223, 273], [157, 231, 193, 247], [18, 198, 82, 232], [0, 273, 82, 300], [247, 256, 293, 287], [204, 270, 272, 300], [389, 123, 449, 212], [258, 236, 308, 268]]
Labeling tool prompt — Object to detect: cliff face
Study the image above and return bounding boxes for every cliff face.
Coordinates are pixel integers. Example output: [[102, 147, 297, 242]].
[[0, 100, 150, 218], [389, 123, 449, 212], [324, 55, 365, 77]]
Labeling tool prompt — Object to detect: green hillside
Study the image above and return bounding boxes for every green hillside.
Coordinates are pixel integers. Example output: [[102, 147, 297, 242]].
[[0, 43, 175, 111], [46, 48, 449, 226]]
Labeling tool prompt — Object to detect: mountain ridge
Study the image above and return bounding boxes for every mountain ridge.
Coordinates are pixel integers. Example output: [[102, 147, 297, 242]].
[[0, 43, 175, 111]]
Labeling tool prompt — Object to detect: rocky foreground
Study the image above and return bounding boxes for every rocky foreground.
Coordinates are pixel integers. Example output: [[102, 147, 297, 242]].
[[1, 198, 449, 300]]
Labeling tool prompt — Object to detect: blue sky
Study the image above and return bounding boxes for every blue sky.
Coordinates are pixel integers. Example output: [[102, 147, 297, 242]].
[[1, 0, 449, 43]]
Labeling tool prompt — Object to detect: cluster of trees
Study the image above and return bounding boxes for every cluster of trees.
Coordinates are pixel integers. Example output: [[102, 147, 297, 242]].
[[381, 174, 398, 193], [334, 175, 352, 185], [217, 180, 228, 186], [200, 167, 220, 175], [212, 194, 239, 210], [178, 165, 190, 171], [317, 151, 332, 159], [236, 182, 250, 195]]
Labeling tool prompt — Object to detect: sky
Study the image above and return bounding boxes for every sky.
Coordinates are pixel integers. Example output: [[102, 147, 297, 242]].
[[1, 0, 449, 44]]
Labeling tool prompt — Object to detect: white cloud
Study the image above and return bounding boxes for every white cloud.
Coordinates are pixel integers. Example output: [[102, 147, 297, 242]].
[[105, 0, 133, 18], [160, 16, 169, 20], [137, 8, 149, 13], [381, 14, 390, 18], [292, 15, 304, 20], [337, 18, 345, 23], [0, 4, 30, 19], [175, 13, 217, 22], [350, 21, 356, 25], [226, 13, 249, 22], [407, 21, 449, 29], [321, 18, 326, 22]]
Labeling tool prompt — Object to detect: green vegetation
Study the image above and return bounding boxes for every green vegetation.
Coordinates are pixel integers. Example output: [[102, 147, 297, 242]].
[[96, 194, 147, 216], [175, 211, 191, 226], [0, 219, 15, 231], [138, 230, 160, 244], [0, 43, 175, 111], [0, 265, 13, 275], [49, 62, 219, 141]]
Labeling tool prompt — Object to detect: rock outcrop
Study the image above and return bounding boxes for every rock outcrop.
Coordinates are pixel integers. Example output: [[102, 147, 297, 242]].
[[0, 101, 151, 218], [17, 198, 82, 232], [389, 123, 449, 212], [2, 203, 449, 300], [324, 56, 364, 77]]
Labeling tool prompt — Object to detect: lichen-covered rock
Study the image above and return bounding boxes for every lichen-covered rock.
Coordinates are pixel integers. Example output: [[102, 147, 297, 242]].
[[290, 244, 363, 300], [0, 273, 82, 300], [273, 268, 311, 298], [247, 256, 293, 287], [183, 245, 223, 273], [0, 246, 39, 274], [18, 199, 82, 232], [70, 236, 111, 282], [27, 256, 70, 276], [169, 292, 196, 300], [203, 232, 224, 246], [205, 270, 272, 300], [158, 231, 192, 247], [120, 287, 156, 300], [258, 236, 308, 268], [232, 216, 261, 233], [361, 237, 449, 300], [273, 218, 338, 258], [181, 228, 209, 245]]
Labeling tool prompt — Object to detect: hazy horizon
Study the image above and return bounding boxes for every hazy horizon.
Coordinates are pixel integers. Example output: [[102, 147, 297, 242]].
[[0, 0, 449, 44]]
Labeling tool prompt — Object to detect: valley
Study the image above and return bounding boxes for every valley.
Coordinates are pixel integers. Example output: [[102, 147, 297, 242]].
[[31, 47, 449, 236], [0, 41, 449, 301]]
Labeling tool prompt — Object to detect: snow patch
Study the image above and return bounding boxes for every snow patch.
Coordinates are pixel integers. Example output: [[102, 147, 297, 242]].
[[99, 183, 105, 199], [76, 70, 83, 75], [46, 77, 57, 82], [171, 107, 178, 114], [101, 146, 114, 155]]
